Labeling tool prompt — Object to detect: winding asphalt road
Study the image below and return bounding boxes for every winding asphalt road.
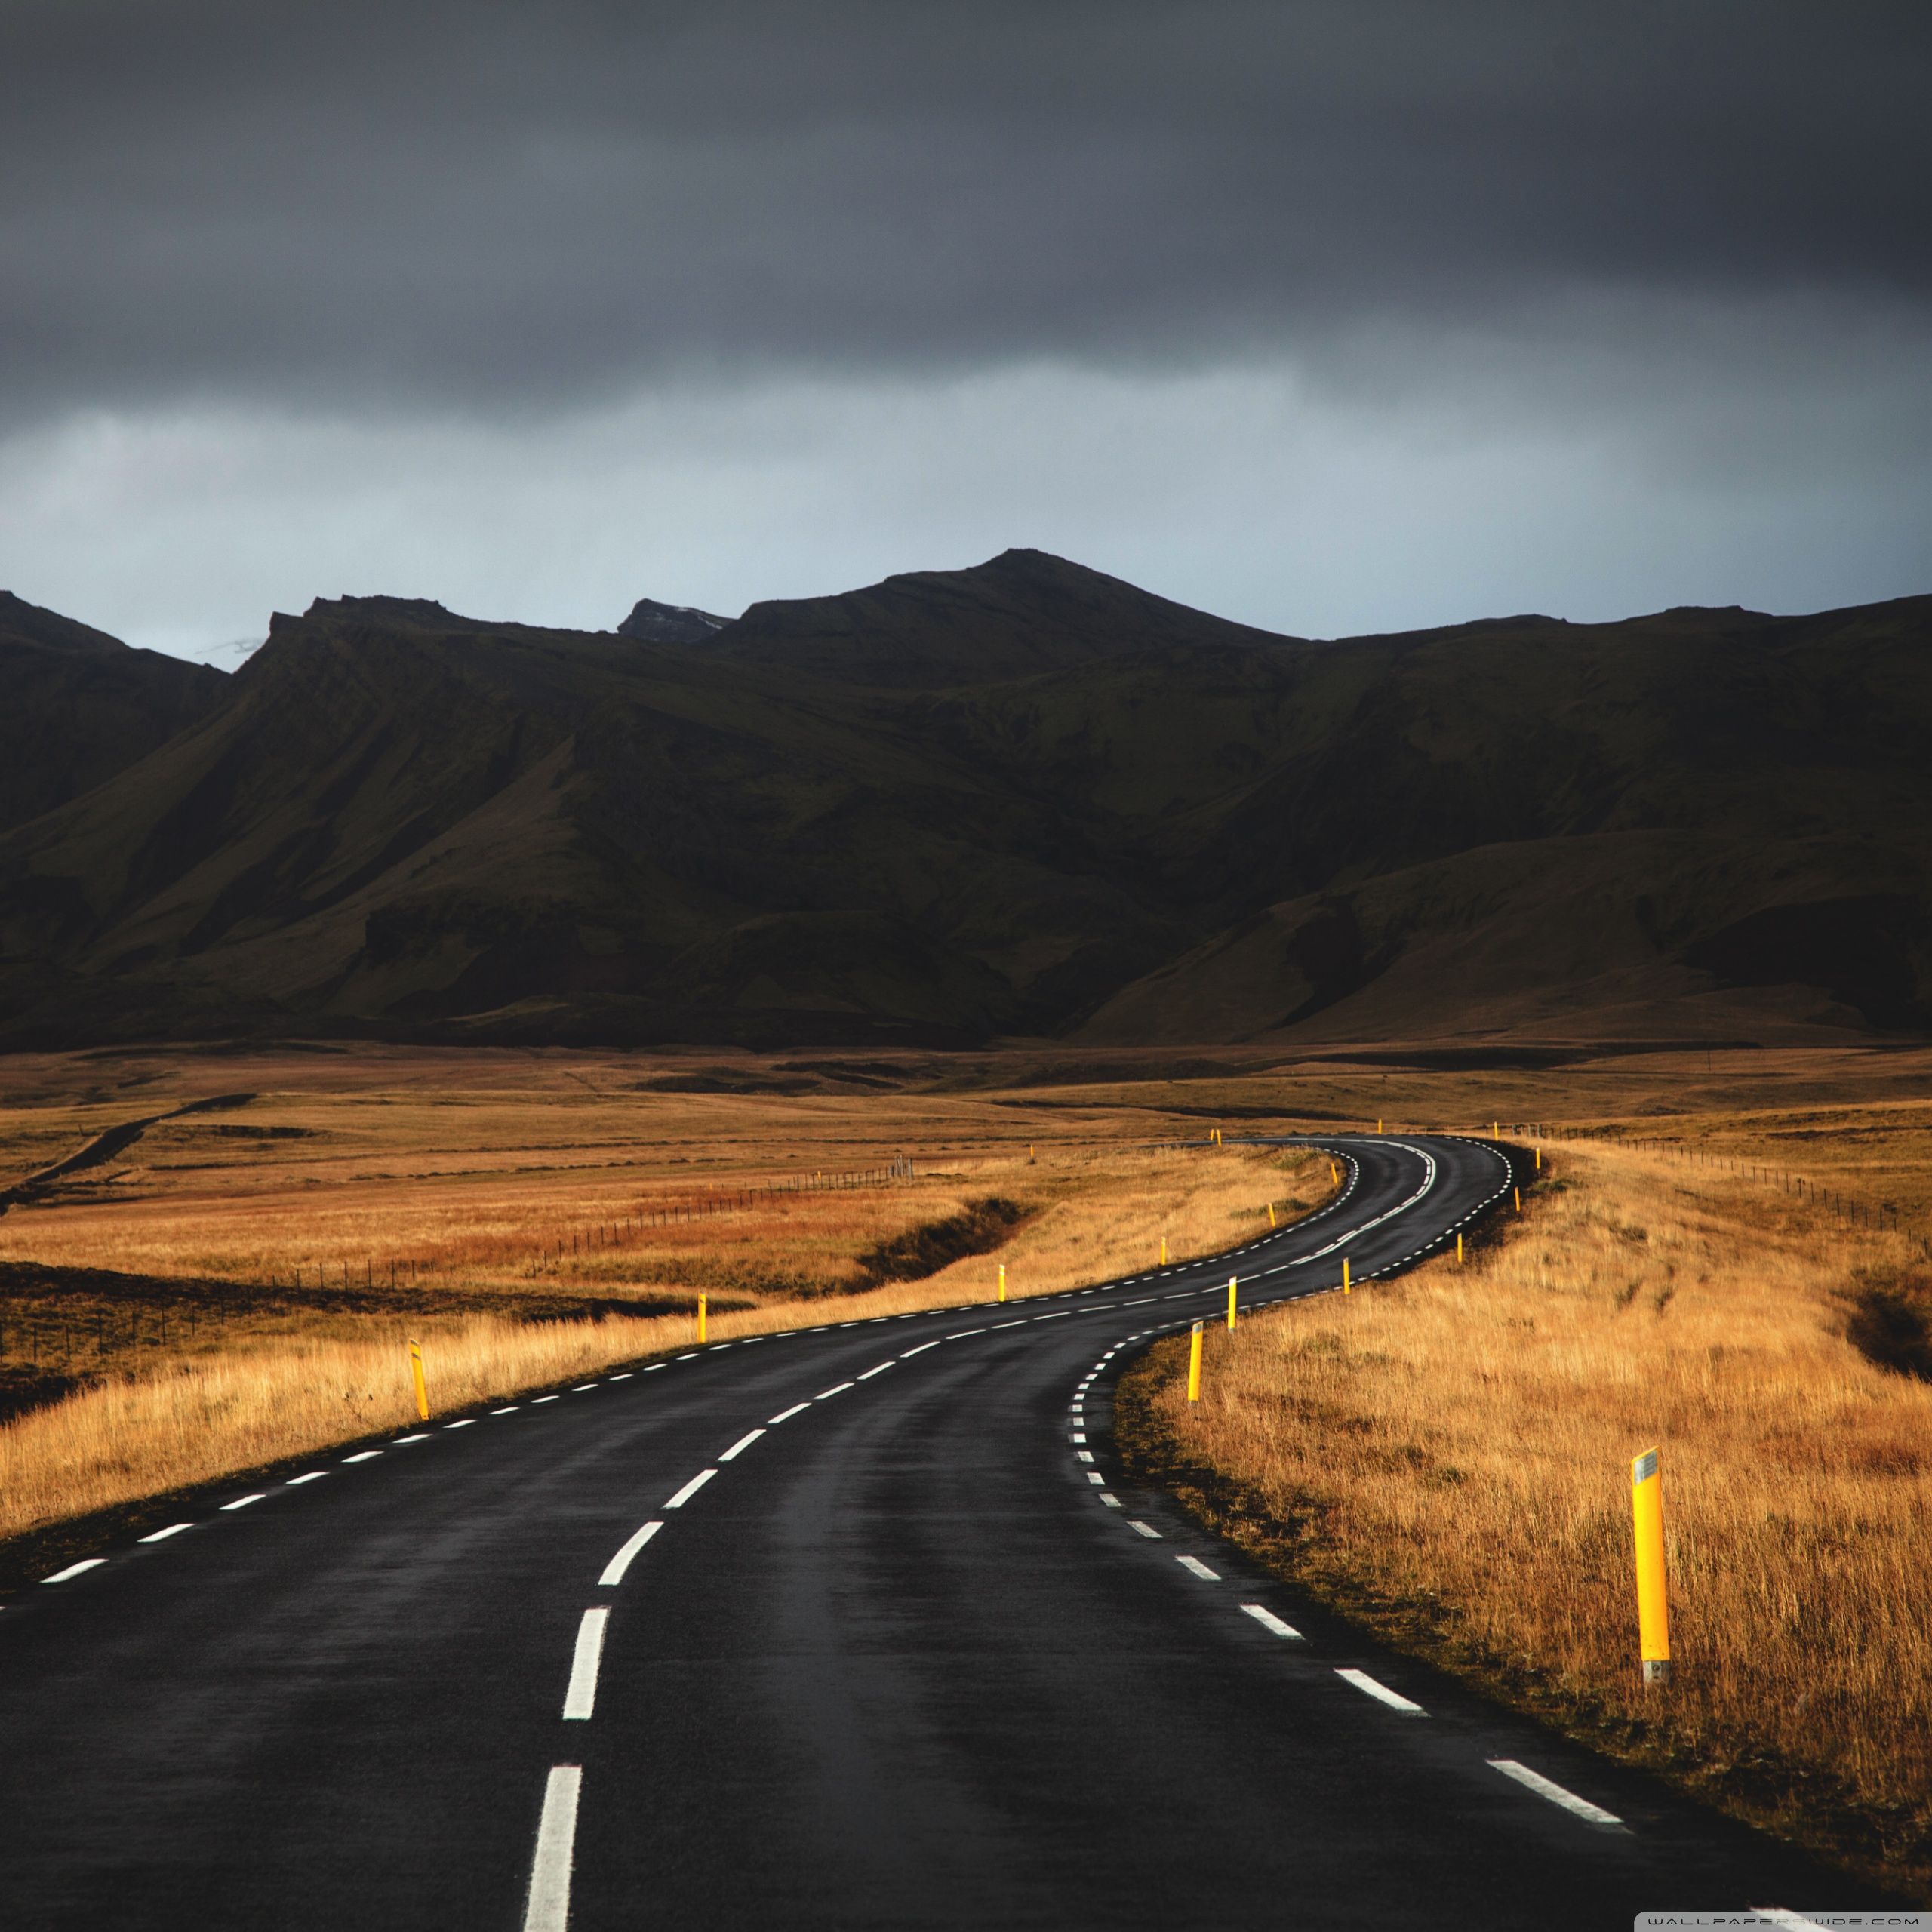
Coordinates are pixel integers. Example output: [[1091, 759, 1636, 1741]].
[[0, 1137, 1882, 1929]]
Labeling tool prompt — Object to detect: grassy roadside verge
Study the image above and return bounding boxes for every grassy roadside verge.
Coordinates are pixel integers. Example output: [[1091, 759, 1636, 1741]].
[[1115, 1139, 1932, 1901], [0, 1141, 1331, 1595]]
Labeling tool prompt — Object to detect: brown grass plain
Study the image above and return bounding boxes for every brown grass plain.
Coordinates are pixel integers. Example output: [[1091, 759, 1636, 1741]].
[[0, 1041, 1336, 1553]]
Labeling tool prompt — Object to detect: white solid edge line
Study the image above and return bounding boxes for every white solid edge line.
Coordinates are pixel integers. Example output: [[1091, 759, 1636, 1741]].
[[663, 1469, 718, 1509], [767, 1402, 811, 1424], [561, 1607, 610, 1720], [1239, 1604, 1303, 1639], [522, 1764, 582, 1932], [42, 1559, 107, 1583], [286, 1471, 327, 1485], [598, 1520, 663, 1587], [1335, 1667, 1425, 1713], [1128, 1521, 1162, 1539], [139, 1522, 194, 1544], [815, 1382, 854, 1400], [718, 1429, 764, 1462], [1486, 1759, 1624, 1829], [1176, 1555, 1220, 1580], [342, 1451, 382, 1463], [221, 1493, 268, 1512]]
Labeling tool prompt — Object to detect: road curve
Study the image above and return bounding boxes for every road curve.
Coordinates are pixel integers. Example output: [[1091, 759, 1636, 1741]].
[[0, 1137, 1882, 1929]]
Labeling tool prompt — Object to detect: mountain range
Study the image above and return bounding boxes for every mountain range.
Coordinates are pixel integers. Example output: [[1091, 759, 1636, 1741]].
[[1, 551, 1927, 1050]]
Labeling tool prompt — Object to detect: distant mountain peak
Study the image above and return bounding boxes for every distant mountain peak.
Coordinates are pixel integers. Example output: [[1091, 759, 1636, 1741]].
[[617, 597, 731, 645], [301, 595, 469, 626]]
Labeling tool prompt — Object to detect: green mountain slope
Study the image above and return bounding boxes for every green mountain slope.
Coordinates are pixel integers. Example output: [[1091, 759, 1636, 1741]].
[[1, 555, 1927, 1048]]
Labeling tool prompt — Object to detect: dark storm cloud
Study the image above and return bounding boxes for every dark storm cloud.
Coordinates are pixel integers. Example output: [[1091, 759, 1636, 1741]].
[[3, 0, 1928, 423]]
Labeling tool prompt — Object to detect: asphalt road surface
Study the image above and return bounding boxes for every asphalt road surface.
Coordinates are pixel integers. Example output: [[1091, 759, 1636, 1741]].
[[0, 1137, 1886, 1930]]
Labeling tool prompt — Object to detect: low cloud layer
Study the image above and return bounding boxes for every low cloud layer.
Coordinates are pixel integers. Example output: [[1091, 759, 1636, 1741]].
[[4, 1, 1927, 652]]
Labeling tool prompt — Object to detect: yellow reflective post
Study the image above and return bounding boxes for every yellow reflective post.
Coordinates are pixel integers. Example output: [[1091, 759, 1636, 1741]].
[[697, 1294, 708, 1344], [1159, 1235, 1168, 1266], [1329, 1161, 1339, 1185], [998, 1262, 1007, 1303], [408, 1339, 429, 1421], [1514, 1186, 1522, 1213], [1266, 1202, 1277, 1229], [1493, 1120, 1500, 1137], [1457, 1232, 1464, 1265], [1630, 1446, 1672, 1684], [1376, 1117, 1383, 1134], [1535, 1146, 1542, 1171], [1342, 1257, 1351, 1292], [1226, 1276, 1238, 1330], [1186, 1321, 1204, 1402]]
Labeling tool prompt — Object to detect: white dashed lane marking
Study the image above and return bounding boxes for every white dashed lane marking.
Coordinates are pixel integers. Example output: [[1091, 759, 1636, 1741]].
[[815, 1383, 854, 1401], [767, 1403, 810, 1424], [522, 1764, 582, 1932], [1176, 1555, 1219, 1581], [718, 1429, 764, 1462], [1128, 1521, 1163, 1540], [663, 1469, 718, 1510], [598, 1521, 663, 1586], [1240, 1604, 1303, 1640], [221, 1493, 267, 1512], [286, 1472, 327, 1486], [137, 1523, 194, 1545], [1487, 1760, 1624, 1829], [856, 1362, 894, 1380], [561, 1609, 610, 1721], [1336, 1668, 1426, 1715], [342, 1451, 381, 1463], [42, 1560, 106, 1584]]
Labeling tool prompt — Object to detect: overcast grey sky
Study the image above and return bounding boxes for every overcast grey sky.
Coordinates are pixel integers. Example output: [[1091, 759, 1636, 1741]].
[[3, 0, 1927, 660]]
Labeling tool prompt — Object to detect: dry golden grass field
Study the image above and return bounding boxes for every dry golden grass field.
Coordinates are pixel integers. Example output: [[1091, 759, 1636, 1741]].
[[0, 1042, 1335, 1551], [5, 1032, 1932, 1896], [1122, 1104, 1932, 1897]]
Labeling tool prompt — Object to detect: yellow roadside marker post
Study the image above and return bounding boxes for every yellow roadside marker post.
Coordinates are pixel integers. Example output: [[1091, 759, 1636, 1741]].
[[1535, 1146, 1542, 1171], [1376, 1117, 1383, 1134], [1457, 1232, 1464, 1265], [1630, 1447, 1672, 1684], [1342, 1257, 1351, 1293], [1330, 1161, 1339, 1185], [408, 1339, 429, 1421], [998, 1263, 1007, 1303], [1493, 1120, 1500, 1137], [1266, 1202, 1277, 1229], [1515, 1186, 1522, 1213], [1159, 1235, 1168, 1266], [697, 1294, 708, 1344], [1187, 1321, 1204, 1404], [1226, 1277, 1238, 1330]]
